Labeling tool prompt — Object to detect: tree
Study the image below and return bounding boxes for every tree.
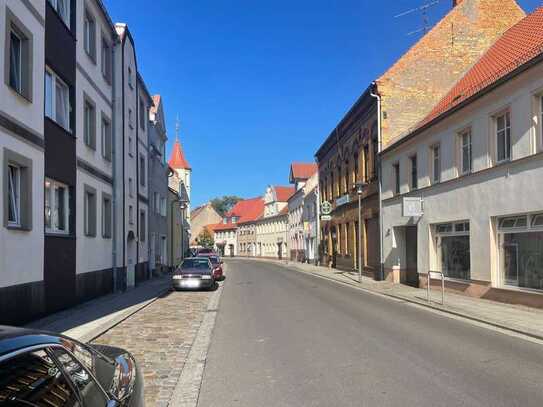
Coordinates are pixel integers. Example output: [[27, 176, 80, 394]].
[[210, 195, 243, 217], [196, 227, 214, 248]]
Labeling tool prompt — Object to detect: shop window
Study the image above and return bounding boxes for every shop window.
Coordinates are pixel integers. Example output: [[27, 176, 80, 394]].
[[532, 214, 543, 228], [499, 216, 527, 229], [436, 221, 470, 280]]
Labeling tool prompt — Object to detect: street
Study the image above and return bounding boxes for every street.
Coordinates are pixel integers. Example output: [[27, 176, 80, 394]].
[[198, 259, 543, 407]]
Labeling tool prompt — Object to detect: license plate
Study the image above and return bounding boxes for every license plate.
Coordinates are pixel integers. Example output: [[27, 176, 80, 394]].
[[181, 280, 200, 288]]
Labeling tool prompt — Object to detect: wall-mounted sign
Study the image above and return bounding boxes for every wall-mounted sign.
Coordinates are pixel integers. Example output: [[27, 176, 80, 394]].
[[336, 194, 350, 207], [321, 201, 332, 215], [402, 197, 424, 217], [321, 215, 332, 221]]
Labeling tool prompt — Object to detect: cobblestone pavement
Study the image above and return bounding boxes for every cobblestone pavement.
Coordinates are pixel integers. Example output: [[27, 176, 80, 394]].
[[92, 289, 212, 406]]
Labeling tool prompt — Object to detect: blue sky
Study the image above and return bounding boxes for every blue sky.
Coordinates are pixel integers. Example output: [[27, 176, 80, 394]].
[[104, 0, 540, 207]]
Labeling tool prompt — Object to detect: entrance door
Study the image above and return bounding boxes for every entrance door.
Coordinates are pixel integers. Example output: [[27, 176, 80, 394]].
[[405, 226, 419, 287], [277, 243, 282, 259]]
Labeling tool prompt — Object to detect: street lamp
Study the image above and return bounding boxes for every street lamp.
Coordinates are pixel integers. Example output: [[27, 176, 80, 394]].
[[355, 182, 364, 283]]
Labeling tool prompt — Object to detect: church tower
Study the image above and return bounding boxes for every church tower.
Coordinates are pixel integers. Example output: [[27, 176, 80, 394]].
[[168, 116, 192, 217]]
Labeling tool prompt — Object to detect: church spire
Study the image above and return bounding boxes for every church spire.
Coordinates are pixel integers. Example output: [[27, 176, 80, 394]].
[[168, 114, 191, 170]]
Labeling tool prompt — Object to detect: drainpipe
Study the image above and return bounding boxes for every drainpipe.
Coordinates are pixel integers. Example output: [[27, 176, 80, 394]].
[[111, 39, 118, 292], [370, 82, 385, 281]]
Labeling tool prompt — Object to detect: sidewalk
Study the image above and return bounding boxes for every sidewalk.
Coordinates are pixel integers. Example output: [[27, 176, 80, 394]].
[[26, 275, 171, 342], [240, 257, 543, 340]]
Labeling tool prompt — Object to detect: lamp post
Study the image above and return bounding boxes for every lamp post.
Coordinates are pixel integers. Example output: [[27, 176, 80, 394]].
[[355, 182, 364, 283]]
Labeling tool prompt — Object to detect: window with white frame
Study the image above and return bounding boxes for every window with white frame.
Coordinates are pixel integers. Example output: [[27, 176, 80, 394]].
[[101, 37, 111, 82], [160, 197, 166, 216], [129, 205, 134, 224], [45, 178, 69, 234], [7, 164, 21, 226], [8, 30, 22, 94], [45, 68, 70, 131], [102, 195, 112, 238], [496, 111, 511, 163], [83, 10, 96, 61], [47, 0, 70, 27], [154, 192, 159, 213], [499, 213, 543, 290], [435, 221, 470, 280], [139, 155, 146, 187], [431, 143, 441, 183], [128, 67, 133, 88], [139, 210, 146, 242], [128, 136, 133, 156], [459, 128, 472, 174], [128, 178, 133, 197]]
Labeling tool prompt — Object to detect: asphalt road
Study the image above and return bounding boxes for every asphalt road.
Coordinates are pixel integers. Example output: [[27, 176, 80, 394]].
[[197, 259, 543, 407]]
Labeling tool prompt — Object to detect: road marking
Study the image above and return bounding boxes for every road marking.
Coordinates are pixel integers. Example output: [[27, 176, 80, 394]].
[[168, 283, 224, 407]]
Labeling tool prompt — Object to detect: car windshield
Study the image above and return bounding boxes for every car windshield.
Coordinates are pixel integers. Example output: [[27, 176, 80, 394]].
[[209, 256, 220, 265], [181, 259, 210, 269]]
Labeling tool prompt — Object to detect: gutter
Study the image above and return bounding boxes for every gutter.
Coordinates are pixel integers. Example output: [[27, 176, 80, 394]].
[[370, 82, 384, 281]]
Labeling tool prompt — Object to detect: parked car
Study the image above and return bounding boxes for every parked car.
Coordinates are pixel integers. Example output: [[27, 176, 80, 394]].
[[208, 255, 225, 281], [0, 325, 144, 406], [196, 247, 216, 257], [172, 257, 216, 290]]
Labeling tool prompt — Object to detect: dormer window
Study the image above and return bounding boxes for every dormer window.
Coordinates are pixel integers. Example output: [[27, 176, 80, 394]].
[[232, 216, 238, 223], [223, 217, 227, 224]]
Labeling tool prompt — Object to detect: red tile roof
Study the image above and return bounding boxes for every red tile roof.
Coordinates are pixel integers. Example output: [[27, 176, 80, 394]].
[[233, 197, 265, 224], [208, 222, 237, 232], [168, 138, 191, 170], [290, 162, 318, 181], [418, 7, 543, 129], [274, 186, 295, 202]]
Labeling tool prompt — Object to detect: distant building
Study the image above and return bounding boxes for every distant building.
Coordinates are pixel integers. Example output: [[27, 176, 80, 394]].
[[255, 186, 294, 259], [236, 198, 265, 257], [287, 163, 318, 261], [191, 202, 221, 247], [302, 171, 320, 264]]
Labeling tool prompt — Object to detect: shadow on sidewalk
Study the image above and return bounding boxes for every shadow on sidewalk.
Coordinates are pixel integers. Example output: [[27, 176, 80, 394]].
[[25, 275, 171, 334]]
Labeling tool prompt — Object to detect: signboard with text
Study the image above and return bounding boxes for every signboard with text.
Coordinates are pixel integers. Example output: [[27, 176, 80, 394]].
[[402, 197, 424, 217], [321, 215, 332, 221], [336, 194, 350, 207]]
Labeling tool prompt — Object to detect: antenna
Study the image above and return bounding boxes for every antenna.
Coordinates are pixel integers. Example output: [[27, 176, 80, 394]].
[[395, 0, 440, 37]]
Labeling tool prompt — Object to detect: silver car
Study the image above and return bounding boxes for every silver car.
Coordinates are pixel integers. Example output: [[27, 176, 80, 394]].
[[172, 257, 216, 290]]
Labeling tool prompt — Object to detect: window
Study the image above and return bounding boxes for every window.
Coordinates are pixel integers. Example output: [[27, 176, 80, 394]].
[[363, 144, 369, 182], [393, 163, 400, 195], [431, 143, 440, 183], [410, 155, 418, 190], [9, 31, 21, 92], [129, 205, 134, 224], [128, 136, 133, 157], [128, 178, 134, 197], [154, 192, 159, 213], [83, 97, 96, 149], [160, 197, 166, 216], [47, 0, 70, 27], [128, 108, 133, 128], [101, 37, 111, 82], [45, 178, 69, 234], [139, 99, 146, 130], [84, 185, 96, 237], [45, 68, 70, 131], [0, 349, 80, 405], [7, 164, 20, 226], [102, 194, 112, 238], [372, 126, 378, 179], [140, 210, 146, 241], [139, 155, 146, 187], [49, 347, 108, 405], [436, 221, 470, 280], [5, 10, 33, 100], [496, 111, 511, 163], [353, 153, 359, 184], [500, 213, 543, 290], [101, 114, 112, 161], [128, 66, 133, 88], [83, 10, 96, 61], [460, 129, 472, 174]]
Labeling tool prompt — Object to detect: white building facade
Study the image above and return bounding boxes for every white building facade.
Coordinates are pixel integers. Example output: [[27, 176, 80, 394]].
[[381, 10, 543, 307], [302, 171, 320, 264]]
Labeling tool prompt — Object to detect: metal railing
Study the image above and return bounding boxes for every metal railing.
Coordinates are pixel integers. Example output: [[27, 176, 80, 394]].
[[427, 270, 444, 305]]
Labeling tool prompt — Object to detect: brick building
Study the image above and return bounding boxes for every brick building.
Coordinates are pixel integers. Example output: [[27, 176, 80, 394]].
[[316, 0, 525, 279]]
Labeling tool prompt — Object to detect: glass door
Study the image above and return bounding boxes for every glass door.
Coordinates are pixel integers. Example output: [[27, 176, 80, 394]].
[[503, 241, 519, 286]]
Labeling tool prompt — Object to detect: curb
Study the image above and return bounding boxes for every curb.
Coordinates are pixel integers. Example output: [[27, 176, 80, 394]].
[[233, 258, 543, 343]]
